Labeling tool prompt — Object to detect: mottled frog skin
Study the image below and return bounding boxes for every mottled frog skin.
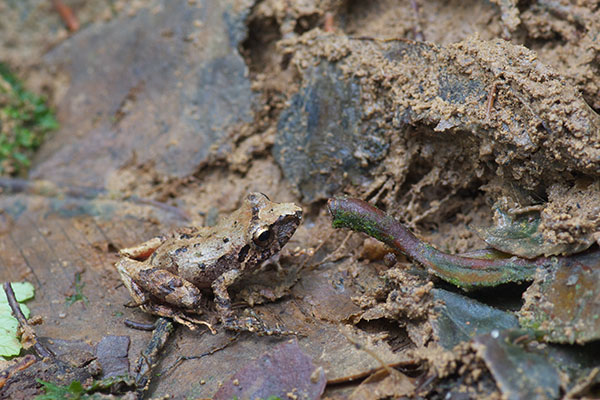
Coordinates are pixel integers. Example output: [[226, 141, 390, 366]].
[[116, 193, 302, 333]]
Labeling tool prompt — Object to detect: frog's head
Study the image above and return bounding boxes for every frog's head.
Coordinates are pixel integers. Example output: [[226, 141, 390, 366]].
[[243, 192, 302, 260]]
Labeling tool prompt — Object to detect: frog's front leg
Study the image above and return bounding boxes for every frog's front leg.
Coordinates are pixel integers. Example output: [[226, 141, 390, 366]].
[[211, 269, 240, 325], [211, 269, 295, 336]]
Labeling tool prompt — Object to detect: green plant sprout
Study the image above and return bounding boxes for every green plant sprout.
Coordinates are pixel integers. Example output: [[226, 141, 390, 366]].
[[66, 273, 88, 306]]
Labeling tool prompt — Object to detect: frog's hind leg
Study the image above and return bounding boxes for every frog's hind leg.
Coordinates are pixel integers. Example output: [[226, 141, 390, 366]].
[[117, 257, 214, 332], [117, 258, 203, 309]]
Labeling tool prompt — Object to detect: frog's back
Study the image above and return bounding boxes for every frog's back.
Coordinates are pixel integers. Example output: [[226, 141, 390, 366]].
[[150, 219, 249, 288]]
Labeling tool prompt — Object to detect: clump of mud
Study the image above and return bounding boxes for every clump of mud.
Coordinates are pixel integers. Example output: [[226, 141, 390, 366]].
[[244, 0, 600, 252]]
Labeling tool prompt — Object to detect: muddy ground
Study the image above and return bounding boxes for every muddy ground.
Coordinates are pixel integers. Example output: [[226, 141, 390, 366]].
[[1, 0, 600, 399]]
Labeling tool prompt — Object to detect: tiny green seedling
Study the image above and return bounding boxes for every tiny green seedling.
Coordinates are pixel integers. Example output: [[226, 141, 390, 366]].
[[35, 375, 135, 399], [66, 273, 88, 306]]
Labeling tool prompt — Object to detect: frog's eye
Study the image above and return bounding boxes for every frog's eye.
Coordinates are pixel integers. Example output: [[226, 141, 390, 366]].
[[253, 227, 272, 247]]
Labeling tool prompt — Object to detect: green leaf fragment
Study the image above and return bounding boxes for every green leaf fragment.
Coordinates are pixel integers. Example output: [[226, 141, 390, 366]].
[[0, 333, 22, 357], [0, 281, 35, 302], [35, 379, 72, 399], [35, 376, 136, 399], [0, 281, 35, 357], [0, 314, 19, 335], [68, 380, 85, 395], [0, 301, 30, 318]]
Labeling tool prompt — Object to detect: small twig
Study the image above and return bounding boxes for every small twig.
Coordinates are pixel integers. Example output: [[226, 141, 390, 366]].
[[368, 177, 393, 205], [507, 204, 544, 215], [0, 354, 36, 390], [323, 12, 335, 32], [298, 239, 327, 272], [2, 282, 53, 359], [134, 317, 175, 398], [409, 190, 456, 226], [3, 283, 27, 325], [486, 82, 498, 121], [512, 333, 532, 345], [124, 319, 157, 331], [51, 0, 80, 32], [565, 367, 600, 398]]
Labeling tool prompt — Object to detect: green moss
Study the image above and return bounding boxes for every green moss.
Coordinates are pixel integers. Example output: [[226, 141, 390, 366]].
[[0, 64, 58, 176], [331, 209, 389, 243]]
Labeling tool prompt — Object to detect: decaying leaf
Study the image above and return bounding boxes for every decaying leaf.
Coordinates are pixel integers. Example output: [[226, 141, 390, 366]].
[[519, 249, 600, 344], [213, 339, 326, 400], [432, 289, 519, 350], [473, 329, 600, 399], [349, 368, 415, 400], [473, 330, 560, 399], [474, 207, 590, 258]]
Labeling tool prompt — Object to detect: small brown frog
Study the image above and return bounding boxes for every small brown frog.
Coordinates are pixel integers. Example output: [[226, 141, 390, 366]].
[[116, 193, 302, 333]]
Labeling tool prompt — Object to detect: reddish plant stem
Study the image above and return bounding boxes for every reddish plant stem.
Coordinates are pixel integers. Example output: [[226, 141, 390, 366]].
[[486, 81, 498, 120], [327, 197, 546, 289], [52, 0, 80, 32], [0, 354, 36, 389]]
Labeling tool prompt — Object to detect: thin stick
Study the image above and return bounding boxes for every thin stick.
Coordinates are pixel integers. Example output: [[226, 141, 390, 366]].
[[124, 319, 156, 331], [486, 82, 498, 121], [134, 317, 175, 397], [323, 12, 335, 32], [2, 282, 53, 359], [51, 0, 80, 32], [0, 354, 36, 390]]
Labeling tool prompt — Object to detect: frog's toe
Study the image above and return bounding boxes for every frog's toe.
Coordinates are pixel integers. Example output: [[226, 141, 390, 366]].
[[179, 315, 216, 334], [141, 303, 215, 333]]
